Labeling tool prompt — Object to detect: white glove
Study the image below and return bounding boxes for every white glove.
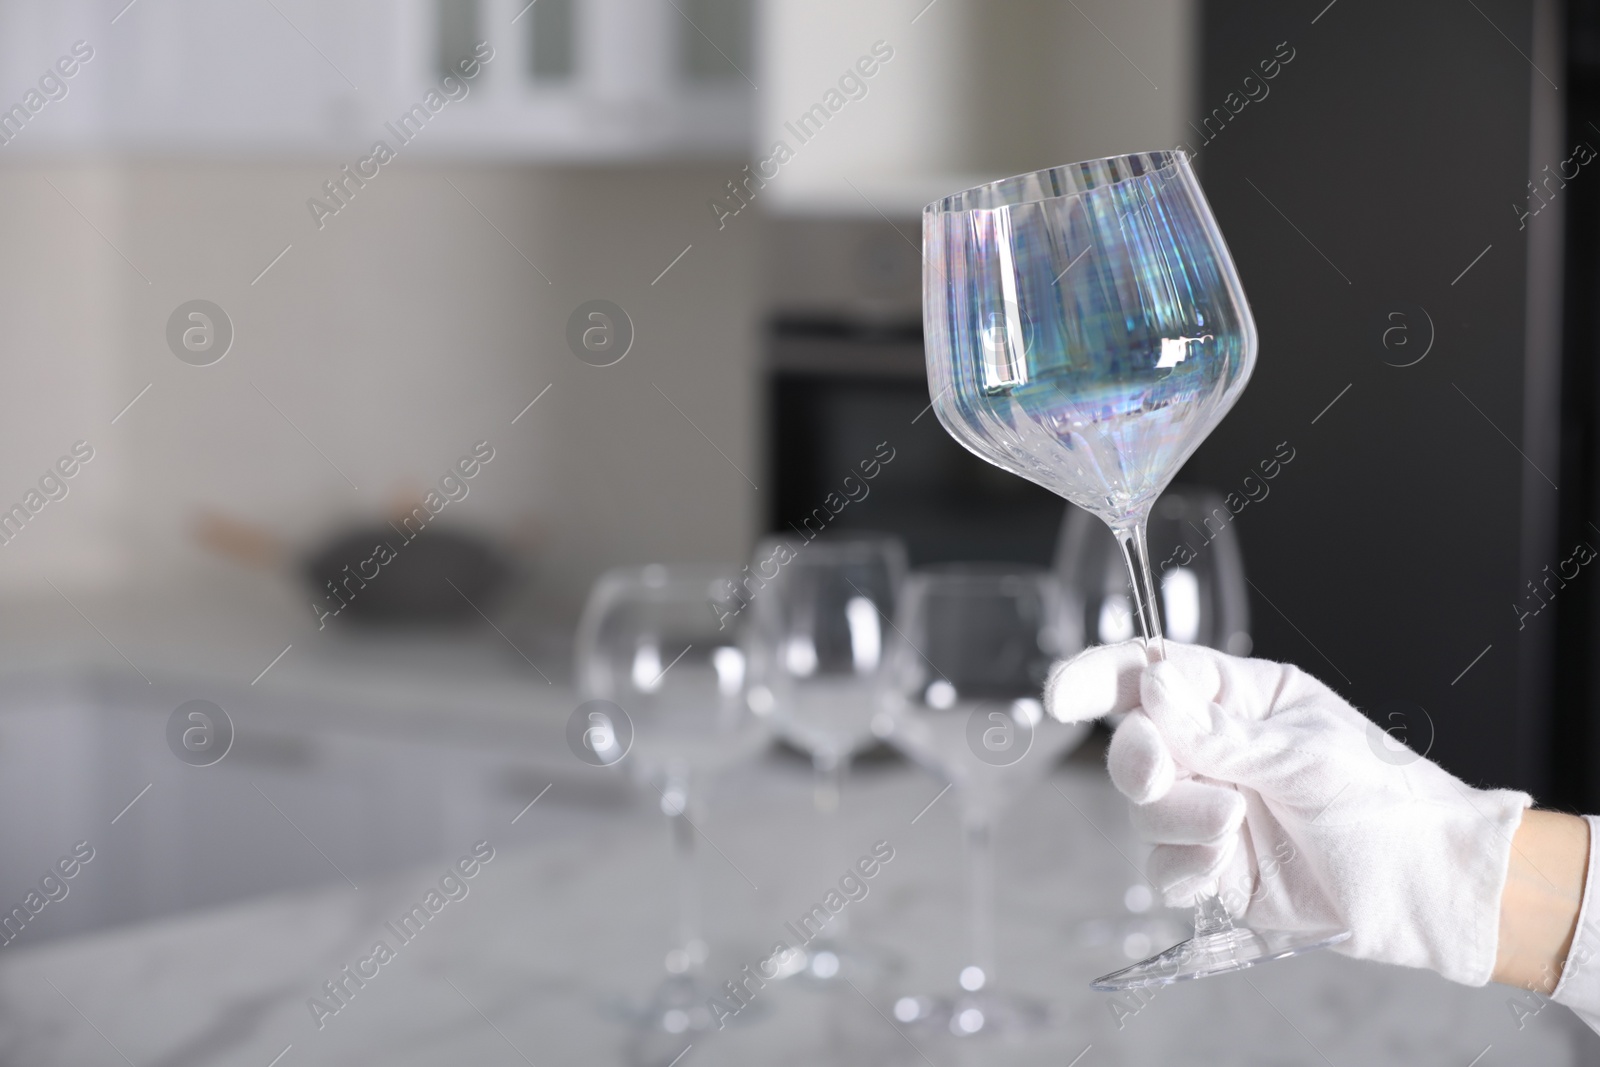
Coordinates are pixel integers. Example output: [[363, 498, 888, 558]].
[[1044, 640, 1532, 987]]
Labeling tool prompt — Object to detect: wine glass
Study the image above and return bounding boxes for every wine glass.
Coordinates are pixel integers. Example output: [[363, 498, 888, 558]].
[[743, 532, 907, 983], [876, 565, 1090, 1037], [574, 564, 773, 1034], [922, 150, 1348, 991]]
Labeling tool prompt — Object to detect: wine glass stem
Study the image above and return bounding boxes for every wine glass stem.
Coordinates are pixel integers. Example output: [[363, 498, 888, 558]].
[[663, 772, 703, 974], [1115, 515, 1234, 935], [1193, 893, 1233, 937], [963, 814, 997, 989], [1113, 518, 1166, 662], [813, 750, 851, 939], [813, 750, 845, 815]]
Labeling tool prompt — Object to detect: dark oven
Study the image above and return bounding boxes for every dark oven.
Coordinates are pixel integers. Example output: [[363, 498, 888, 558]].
[[765, 318, 1066, 567]]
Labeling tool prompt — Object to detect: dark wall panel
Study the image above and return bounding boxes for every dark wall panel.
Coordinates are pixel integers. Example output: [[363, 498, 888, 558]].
[[1186, 0, 1553, 793]]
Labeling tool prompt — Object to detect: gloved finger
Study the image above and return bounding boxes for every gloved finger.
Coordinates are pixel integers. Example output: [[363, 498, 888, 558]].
[[1148, 839, 1237, 908], [1142, 659, 1339, 803], [1140, 659, 1280, 787], [1107, 710, 1175, 804], [1129, 779, 1245, 845], [1043, 640, 1149, 725]]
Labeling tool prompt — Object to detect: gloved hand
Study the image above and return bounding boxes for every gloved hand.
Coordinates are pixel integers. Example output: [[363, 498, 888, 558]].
[[1044, 640, 1532, 987]]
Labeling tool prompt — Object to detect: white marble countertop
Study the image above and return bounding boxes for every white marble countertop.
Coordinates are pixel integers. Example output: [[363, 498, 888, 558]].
[[0, 577, 1587, 1064], [0, 736, 1588, 1067]]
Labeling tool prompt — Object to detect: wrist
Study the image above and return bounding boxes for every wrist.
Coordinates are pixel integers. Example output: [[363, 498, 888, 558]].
[[1492, 809, 1589, 993]]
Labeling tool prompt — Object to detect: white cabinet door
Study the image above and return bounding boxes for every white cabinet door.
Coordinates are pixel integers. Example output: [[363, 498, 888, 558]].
[[0, 0, 750, 159]]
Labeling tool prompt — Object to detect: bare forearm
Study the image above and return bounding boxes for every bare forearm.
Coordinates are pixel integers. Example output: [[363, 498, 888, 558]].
[[1493, 809, 1589, 993]]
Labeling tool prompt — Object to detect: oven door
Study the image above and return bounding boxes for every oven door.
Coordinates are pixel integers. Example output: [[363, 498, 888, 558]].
[[767, 322, 1066, 566]]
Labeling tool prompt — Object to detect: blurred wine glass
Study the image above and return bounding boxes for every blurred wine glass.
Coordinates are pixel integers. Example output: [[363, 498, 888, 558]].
[[575, 564, 773, 1036], [875, 565, 1089, 1038], [1056, 487, 1251, 656], [744, 532, 906, 983]]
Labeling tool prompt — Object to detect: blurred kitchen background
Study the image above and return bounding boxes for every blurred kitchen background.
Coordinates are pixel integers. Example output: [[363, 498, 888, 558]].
[[0, 0, 1598, 1064]]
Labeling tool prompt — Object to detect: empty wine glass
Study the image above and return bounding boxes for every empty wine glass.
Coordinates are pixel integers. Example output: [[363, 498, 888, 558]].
[[922, 150, 1348, 991], [575, 564, 773, 1034], [876, 566, 1090, 1037], [743, 533, 906, 983], [746, 533, 907, 805]]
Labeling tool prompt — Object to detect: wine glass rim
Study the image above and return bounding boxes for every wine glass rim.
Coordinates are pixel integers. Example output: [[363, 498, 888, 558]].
[[752, 531, 907, 561], [910, 562, 1055, 584], [924, 149, 1188, 216], [589, 563, 741, 603]]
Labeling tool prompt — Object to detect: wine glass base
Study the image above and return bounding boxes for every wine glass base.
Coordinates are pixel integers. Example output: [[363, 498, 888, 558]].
[[784, 937, 903, 988], [603, 973, 770, 1035], [1091, 923, 1350, 991], [891, 989, 1048, 1039]]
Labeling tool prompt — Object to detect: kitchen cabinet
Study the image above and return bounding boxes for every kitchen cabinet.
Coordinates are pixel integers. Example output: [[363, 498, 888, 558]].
[[0, 0, 751, 159]]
